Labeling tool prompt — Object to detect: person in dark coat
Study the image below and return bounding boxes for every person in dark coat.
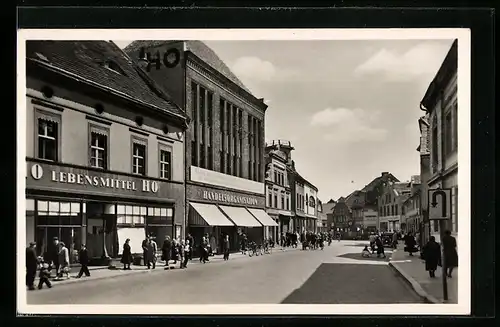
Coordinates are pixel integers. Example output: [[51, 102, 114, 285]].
[[50, 237, 60, 277], [422, 236, 441, 278], [26, 242, 38, 290], [76, 244, 90, 278], [404, 232, 417, 256], [442, 230, 458, 278], [186, 234, 194, 260], [37, 257, 52, 289], [222, 235, 230, 261], [141, 236, 150, 267], [162, 236, 172, 269], [120, 239, 132, 270], [375, 236, 386, 258], [300, 232, 306, 250]]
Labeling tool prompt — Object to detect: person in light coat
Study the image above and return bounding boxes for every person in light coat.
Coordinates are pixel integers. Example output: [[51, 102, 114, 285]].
[[57, 242, 70, 279]]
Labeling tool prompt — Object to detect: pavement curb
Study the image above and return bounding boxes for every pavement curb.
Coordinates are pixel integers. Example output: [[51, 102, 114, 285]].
[[388, 261, 440, 304], [42, 246, 302, 287]]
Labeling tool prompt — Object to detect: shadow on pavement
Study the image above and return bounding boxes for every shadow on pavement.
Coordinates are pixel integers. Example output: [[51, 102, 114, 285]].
[[281, 263, 422, 304]]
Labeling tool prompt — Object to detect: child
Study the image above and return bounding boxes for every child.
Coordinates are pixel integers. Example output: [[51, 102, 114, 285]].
[[361, 246, 371, 258], [38, 257, 52, 289]]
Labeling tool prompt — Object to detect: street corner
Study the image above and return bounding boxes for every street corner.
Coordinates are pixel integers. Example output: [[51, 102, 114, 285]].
[[337, 252, 391, 262]]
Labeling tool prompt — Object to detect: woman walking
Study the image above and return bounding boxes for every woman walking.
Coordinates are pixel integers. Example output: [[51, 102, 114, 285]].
[[442, 230, 458, 278], [161, 236, 172, 269], [422, 236, 441, 278], [222, 235, 230, 261], [404, 232, 418, 256], [121, 238, 132, 270], [58, 242, 70, 279], [375, 235, 386, 258]]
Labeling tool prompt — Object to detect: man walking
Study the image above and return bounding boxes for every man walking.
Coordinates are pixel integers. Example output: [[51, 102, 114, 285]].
[[76, 244, 90, 278], [26, 242, 38, 291]]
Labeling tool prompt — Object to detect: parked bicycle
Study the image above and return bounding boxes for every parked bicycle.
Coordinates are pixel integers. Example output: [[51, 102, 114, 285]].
[[248, 241, 260, 257]]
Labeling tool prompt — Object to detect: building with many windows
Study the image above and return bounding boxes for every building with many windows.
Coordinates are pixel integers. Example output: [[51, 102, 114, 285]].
[[401, 175, 422, 236], [377, 181, 411, 233], [419, 39, 458, 242], [290, 169, 319, 233], [25, 41, 189, 264], [264, 140, 293, 240], [332, 197, 351, 233], [416, 113, 432, 245], [323, 199, 336, 231], [125, 41, 271, 253]]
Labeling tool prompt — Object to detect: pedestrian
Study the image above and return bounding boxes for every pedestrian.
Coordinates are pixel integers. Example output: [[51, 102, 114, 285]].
[[209, 234, 217, 256], [422, 236, 441, 278], [51, 237, 60, 278], [186, 233, 194, 260], [142, 236, 150, 267], [404, 232, 417, 256], [442, 230, 458, 278], [369, 233, 376, 253], [25, 242, 38, 291], [183, 240, 191, 268], [57, 242, 70, 279], [392, 232, 399, 249], [121, 238, 132, 270], [171, 239, 180, 266], [37, 256, 52, 289], [161, 236, 172, 269], [150, 236, 158, 269], [361, 245, 371, 258], [76, 244, 90, 278], [222, 234, 230, 261], [202, 236, 210, 263], [375, 236, 386, 258]]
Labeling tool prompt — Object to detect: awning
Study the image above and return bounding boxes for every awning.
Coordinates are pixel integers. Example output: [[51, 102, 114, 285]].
[[218, 205, 263, 227], [247, 208, 279, 227], [190, 202, 235, 226]]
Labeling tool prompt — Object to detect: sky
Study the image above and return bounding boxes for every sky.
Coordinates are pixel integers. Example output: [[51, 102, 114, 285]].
[[114, 39, 454, 202]]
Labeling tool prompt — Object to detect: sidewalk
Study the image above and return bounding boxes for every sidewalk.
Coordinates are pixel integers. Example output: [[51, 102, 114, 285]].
[[388, 244, 458, 304], [33, 246, 301, 287]]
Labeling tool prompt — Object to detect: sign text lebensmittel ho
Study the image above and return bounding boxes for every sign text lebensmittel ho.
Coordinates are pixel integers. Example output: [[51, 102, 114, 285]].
[[50, 171, 159, 193]]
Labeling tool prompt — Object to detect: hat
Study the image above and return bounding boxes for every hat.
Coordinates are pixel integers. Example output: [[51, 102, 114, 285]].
[[29, 241, 36, 246]]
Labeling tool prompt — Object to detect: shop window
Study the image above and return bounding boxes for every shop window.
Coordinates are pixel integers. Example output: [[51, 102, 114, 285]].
[[132, 138, 147, 175], [36, 112, 60, 161], [116, 205, 146, 226], [159, 148, 172, 180], [89, 125, 109, 169]]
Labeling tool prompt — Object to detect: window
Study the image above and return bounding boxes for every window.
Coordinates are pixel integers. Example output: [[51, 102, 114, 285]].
[[208, 146, 213, 171], [191, 140, 197, 167], [281, 194, 285, 209], [268, 192, 272, 207], [159, 149, 172, 179], [132, 140, 147, 175], [395, 205, 398, 215], [445, 111, 453, 154], [200, 146, 205, 169], [286, 196, 290, 210], [89, 127, 108, 169], [117, 205, 146, 226], [433, 220, 439, 232], [220, 150, 225, 174], [37, 118, 58, 161]]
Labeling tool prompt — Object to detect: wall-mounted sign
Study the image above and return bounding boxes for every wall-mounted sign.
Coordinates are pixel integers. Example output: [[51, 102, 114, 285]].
[[202, 190, 258, 206], [25, 161, 176, 198]]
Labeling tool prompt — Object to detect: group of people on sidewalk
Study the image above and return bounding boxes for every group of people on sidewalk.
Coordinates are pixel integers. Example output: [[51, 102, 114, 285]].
[[277, 231, 333, 251], [25, 237, 91, 291], [362, 232, 390, 258], [420, 230, 459, 279]]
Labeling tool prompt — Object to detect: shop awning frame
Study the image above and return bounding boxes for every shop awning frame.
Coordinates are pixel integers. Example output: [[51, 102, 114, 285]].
[[189, 202, 235, 227], [247, 208, 279, 227], [218, 205, 263, 227]]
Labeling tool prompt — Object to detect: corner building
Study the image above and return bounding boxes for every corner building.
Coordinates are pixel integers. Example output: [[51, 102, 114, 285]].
[[25, 41, 188, 264], [125, 41, 273, 253]]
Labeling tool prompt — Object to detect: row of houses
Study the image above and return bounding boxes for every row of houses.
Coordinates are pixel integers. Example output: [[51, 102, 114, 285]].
[[24, 40, 323, 265], [322, 40, 458, 244]]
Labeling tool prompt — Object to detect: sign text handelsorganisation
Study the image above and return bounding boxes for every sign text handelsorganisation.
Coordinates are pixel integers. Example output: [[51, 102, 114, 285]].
[[202, 190, 258, 205], [51, 171, 159, 193]]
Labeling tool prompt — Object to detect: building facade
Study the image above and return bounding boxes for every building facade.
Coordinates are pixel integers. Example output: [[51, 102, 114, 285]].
[[125, 41, 272, 252], [332, 197, 351, 233], [316, 200, 328, 232], [264, 140, 293, 240], [417, 114, 432, 245], [323, 199, 336, 230], [25, 41, 188, 264], [377, 182, 411, 233], [419, 39, 458, 243], [402, 179, 422, 236]]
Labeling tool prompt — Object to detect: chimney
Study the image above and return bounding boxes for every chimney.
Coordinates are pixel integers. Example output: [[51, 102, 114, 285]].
[[381, 172, 389, 176]]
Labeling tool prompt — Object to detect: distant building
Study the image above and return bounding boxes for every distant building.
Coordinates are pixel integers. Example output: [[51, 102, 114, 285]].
[[377, 181, 411, 233], [420, 39, 458, 242], [332, 197, 351, 233], [291, 169, 319, 232], [323, 199, 336, 230], [264, 140, 294, 240], [401, 176, 422, 235]]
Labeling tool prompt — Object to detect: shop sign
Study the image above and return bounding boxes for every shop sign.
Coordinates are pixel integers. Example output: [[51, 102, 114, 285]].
[[202, 190, 259, 206], [29, 163, 159, 194]]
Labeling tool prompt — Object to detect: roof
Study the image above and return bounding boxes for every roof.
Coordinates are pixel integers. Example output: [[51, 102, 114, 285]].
[[26, 40, 186, 120], [420, 39, 458, 112], [293, 169, 318, 191], [361, 173, 399, 193], [124, 40, 252, 93]]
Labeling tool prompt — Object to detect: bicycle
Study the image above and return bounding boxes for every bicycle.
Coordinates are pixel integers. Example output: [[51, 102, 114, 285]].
[[248, 241, 258, 257]]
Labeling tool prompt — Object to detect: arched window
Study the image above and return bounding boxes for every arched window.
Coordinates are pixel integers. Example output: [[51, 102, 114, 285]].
[[309, 196, 316, 207]]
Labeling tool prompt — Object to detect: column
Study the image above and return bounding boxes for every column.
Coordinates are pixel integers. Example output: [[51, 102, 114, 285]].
[[203, 89, 209, 169], [195, 84, 201, 167], [228, 103, 233, 175]]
